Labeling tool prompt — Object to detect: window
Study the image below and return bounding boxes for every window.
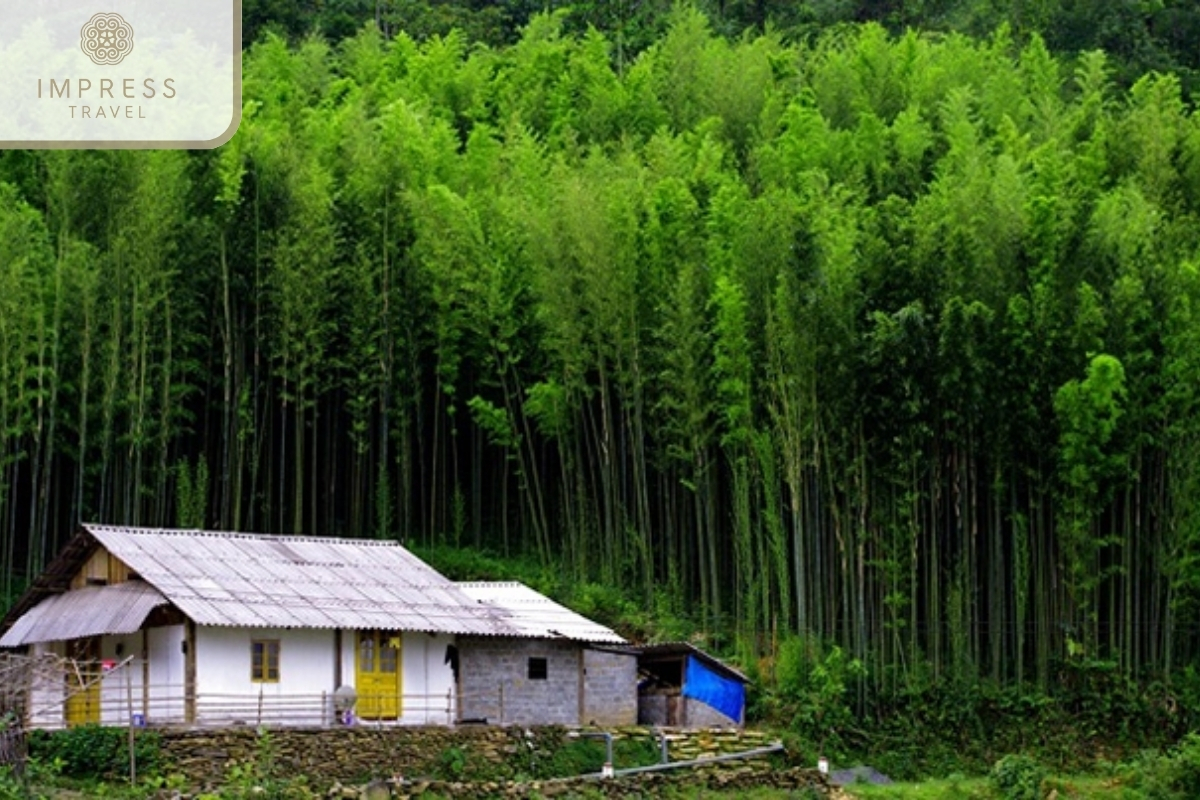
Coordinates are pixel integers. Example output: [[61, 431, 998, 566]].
[[252, 640, 280, 682], [528, 657, 547, 681]]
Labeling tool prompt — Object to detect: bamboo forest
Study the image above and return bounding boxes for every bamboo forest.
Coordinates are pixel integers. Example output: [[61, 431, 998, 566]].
[[5, 0, 1200, 761]]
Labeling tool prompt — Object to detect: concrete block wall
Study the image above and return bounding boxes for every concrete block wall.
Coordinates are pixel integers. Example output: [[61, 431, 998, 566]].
[[582, 649, 637, 726], [685, 696, 742, 727], [458, 637, 580, 725]]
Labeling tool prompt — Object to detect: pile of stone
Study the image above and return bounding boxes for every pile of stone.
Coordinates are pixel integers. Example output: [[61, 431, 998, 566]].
[[654, 726, 771, 762]]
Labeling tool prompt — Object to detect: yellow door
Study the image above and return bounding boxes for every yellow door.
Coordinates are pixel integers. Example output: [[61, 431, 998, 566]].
[[66, 638, 101, 727], [356, 631, 401, 719]]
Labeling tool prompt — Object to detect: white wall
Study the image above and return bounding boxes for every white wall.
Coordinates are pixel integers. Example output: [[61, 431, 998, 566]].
[[399, 632, 456, 725], [99, 632, 146, 725], [25, 626, 460, 729], [147, 624, 185, 723], [194, 626, 337, 726], [28, 641, 65, 729], [336, 631, 457, 725]]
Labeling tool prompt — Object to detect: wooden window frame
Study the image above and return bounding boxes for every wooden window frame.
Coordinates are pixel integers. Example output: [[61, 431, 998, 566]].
[[251, 639, 280, 683]]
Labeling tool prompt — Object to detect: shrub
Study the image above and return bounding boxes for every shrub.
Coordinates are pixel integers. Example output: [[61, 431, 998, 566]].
[[1128, 732, 1200, 799], [0, 768, 23, 800], [989, 754, 1046, 800], [436, 745, 467, 779], [27, 724, 162, 780], [1161, 732, 1200, 798], [766, 639, 865, 762]]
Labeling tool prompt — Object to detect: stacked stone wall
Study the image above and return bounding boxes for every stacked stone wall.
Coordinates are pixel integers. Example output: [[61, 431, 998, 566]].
[[155, 725, 778, 789], [328, 765, 833, 799]]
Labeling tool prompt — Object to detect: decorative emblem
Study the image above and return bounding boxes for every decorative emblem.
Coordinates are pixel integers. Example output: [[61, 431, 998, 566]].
[[80, 13, 134, 66]]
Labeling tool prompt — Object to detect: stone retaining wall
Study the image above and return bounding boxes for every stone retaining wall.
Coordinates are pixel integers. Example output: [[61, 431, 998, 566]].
[[156, 724, 778, 790], [327, 765, 833, 799]]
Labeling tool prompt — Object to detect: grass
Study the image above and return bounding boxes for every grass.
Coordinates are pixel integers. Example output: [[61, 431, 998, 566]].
[[840, 776, 993, 799], [840, 774, 1143, 800]]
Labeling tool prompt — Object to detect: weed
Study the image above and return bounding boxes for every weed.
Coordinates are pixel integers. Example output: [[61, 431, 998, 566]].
[[989, 754, 1045, 800], [436, 745, 467, 779]]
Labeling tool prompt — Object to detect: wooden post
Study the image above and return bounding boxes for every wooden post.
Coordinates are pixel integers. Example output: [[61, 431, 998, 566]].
[[577, 648, 585, 725], [498, 684, 504, 725], [256, 685, 264, 726], [184, 621, 196, 724], [446, 688, 452, 726], [333, 630, 342, 689], [126, 666, 136, 785], [141, 632, 149, 720]]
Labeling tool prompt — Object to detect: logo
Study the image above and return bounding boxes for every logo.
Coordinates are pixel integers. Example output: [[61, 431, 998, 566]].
[[1, 0, 240, 148], [80, 12, 134, 66]]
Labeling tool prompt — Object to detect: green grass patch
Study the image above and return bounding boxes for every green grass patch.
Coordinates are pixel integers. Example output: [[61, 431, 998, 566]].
[[840, 772, 1143, 799], [842, 776, 994, 799]]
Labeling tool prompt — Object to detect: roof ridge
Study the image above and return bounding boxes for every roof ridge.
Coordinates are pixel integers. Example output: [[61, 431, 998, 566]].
[[83, 523, 408, 548]]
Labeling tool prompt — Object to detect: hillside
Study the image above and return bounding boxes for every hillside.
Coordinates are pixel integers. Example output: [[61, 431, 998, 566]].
[[2, 4, 1200, 773]]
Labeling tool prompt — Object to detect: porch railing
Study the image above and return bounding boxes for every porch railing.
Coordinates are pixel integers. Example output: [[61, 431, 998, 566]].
[[11, 655, 532, 730]]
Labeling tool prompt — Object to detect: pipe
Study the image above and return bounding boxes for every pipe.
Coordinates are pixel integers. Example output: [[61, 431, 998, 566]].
[[606, 743, 784, 778], [573, 731, 614, 776]]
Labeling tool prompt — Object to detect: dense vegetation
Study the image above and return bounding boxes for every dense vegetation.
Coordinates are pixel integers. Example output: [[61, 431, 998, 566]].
[[4, 1, 1200, 762], [245, 0, 1200, 95]]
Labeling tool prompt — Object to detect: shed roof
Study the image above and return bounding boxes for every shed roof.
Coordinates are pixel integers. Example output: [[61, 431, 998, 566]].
[[0, 581, 168, 647], [456, 582, 626, 644], [638, 642, 750, 684], [2, 525, 520, 641]]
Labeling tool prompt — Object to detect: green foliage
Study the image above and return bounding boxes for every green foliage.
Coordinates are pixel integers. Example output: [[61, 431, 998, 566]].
[[27, 726, 162, 782], [204, 729, 314, 800], [762, 666, 1192, 781], [8, 4, 1200, 780], [1122, 733, 1200, 800], [766, 639, 865, 760], [414, 543, 697, 642], [175, 458, 210, 528], [989, 755, 1046, 800], [0, 768, 24, 800], [843, 776, 995, 799], [436, 745, 466, 780], [523, 734, 659, 779]]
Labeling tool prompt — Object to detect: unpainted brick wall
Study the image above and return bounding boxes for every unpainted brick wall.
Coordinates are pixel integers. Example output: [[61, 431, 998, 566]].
[[458, 637, 581, 725], [581, 649, 637, 726]]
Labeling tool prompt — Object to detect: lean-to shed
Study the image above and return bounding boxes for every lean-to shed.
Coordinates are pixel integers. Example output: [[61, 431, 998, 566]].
[[637, 642, 748, 727]]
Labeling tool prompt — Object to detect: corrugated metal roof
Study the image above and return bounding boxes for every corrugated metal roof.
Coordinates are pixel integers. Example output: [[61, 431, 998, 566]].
[[82, 525, 518, 637], [637, 642, 750, 683], [0, 581, 168, 647], [456, 582, 626, 644]]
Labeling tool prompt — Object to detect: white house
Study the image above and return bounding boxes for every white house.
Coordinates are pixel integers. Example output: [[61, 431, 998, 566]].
[[0, 524, 632, 729]]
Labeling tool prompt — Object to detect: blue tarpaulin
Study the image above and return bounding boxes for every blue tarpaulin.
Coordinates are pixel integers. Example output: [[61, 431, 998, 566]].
[[682, 655, 744, 722]]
